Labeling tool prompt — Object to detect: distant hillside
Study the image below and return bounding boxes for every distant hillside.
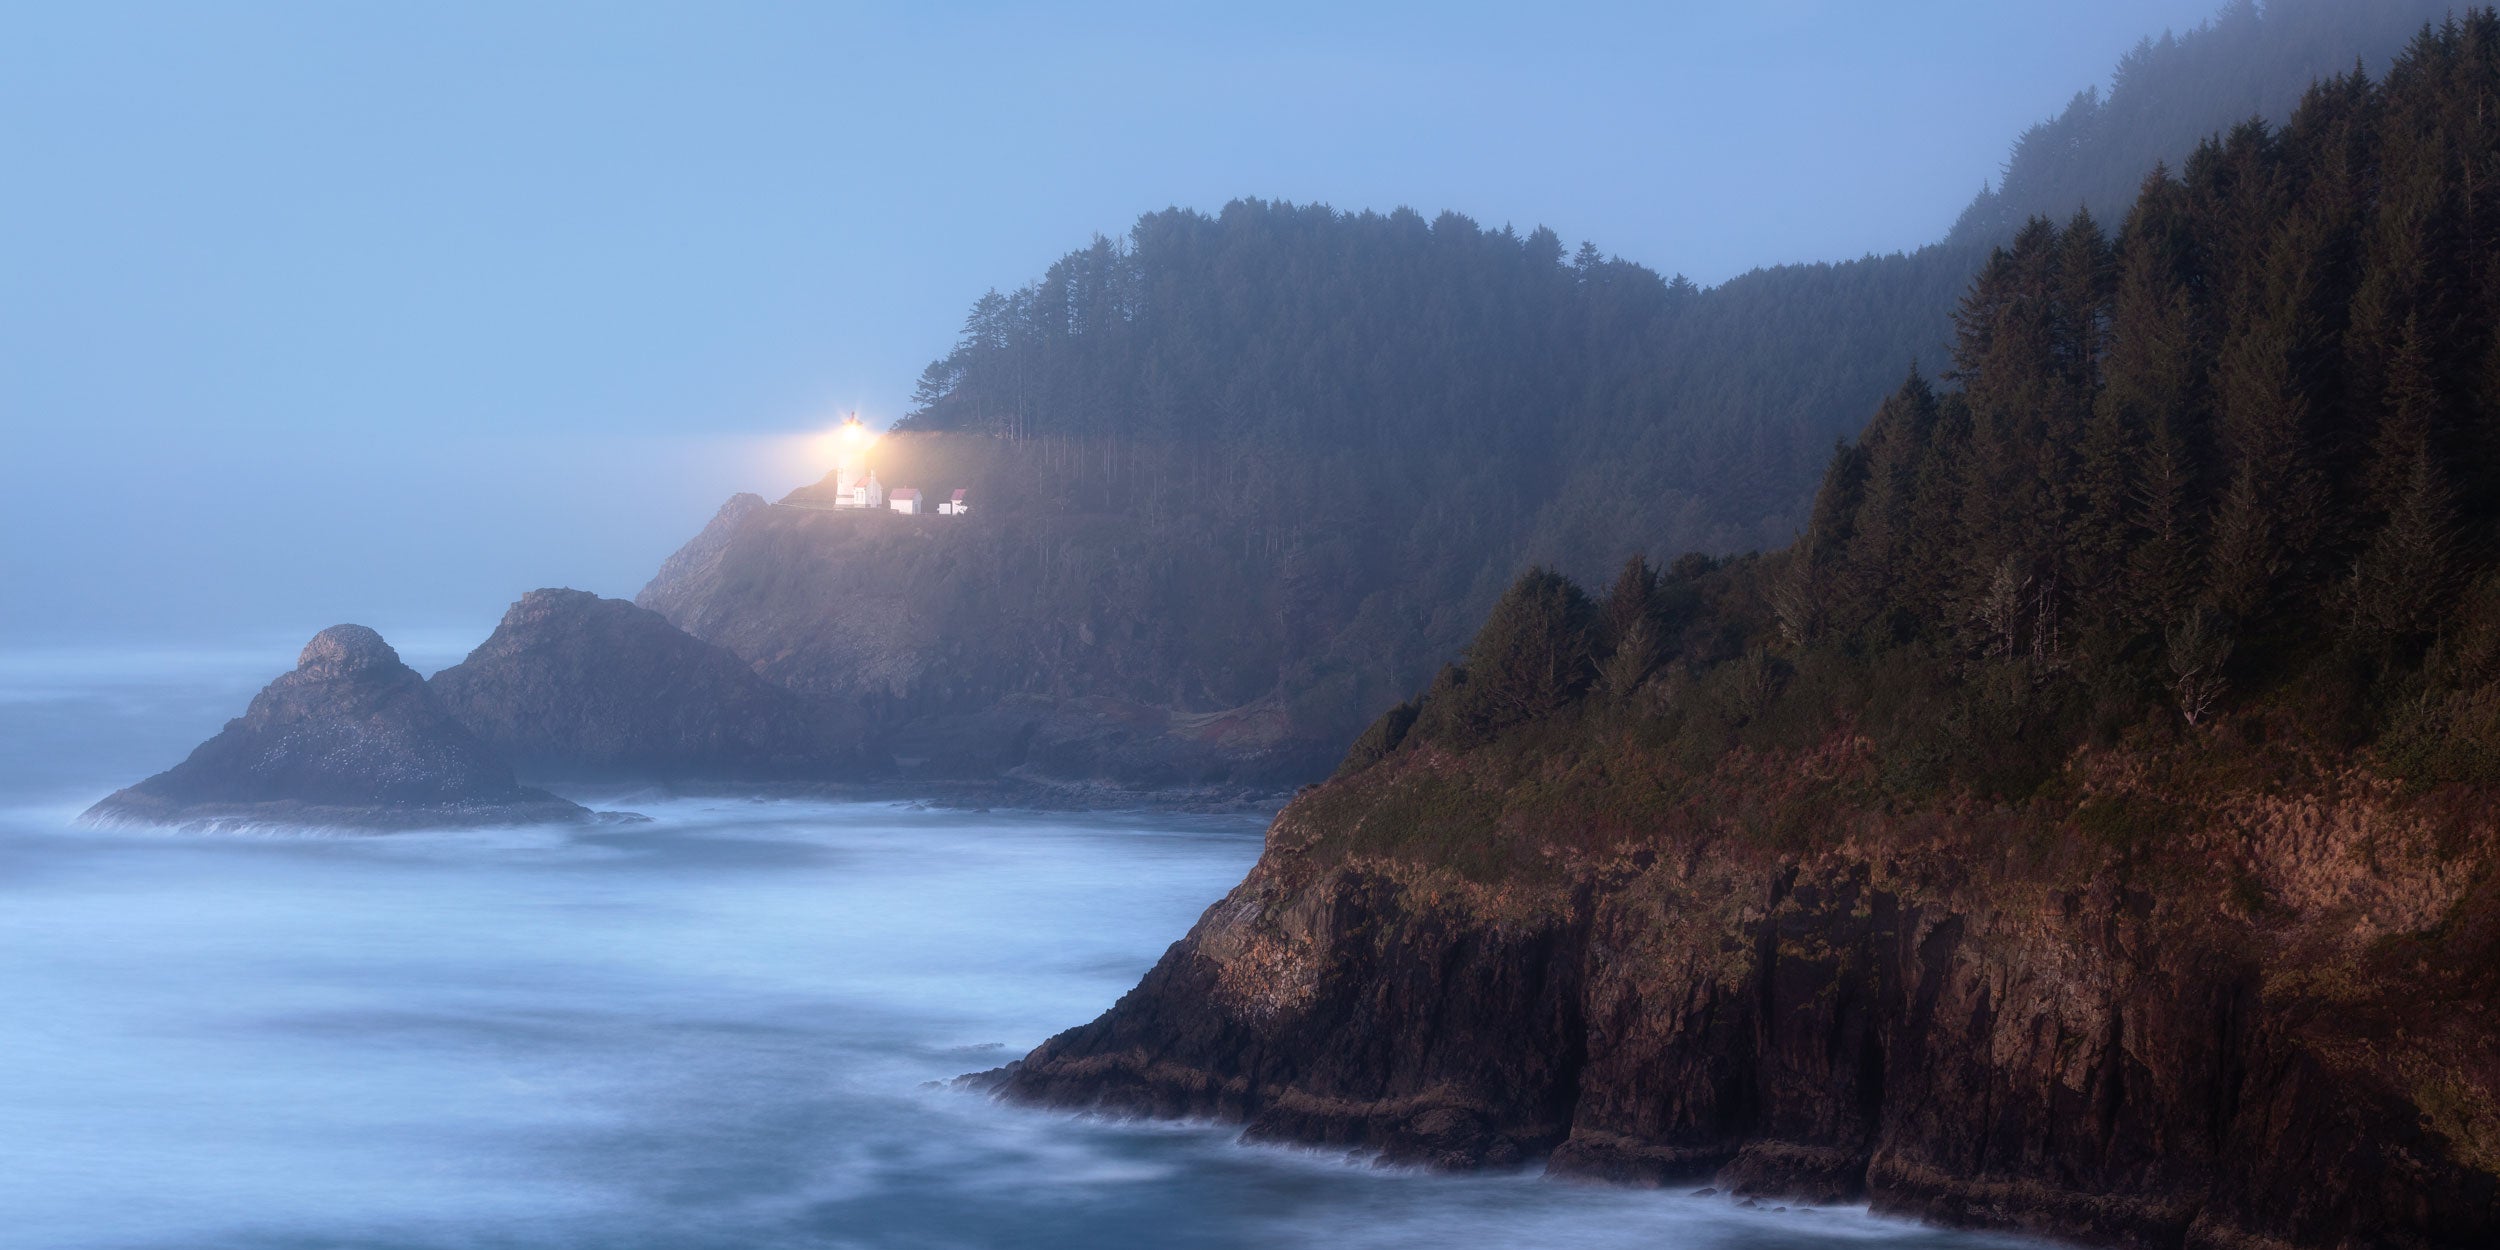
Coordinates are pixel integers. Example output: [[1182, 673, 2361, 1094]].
[[645, 1, 2468, 787], [1952, 0, 2459, 245], [905, 2, 2459, 567]]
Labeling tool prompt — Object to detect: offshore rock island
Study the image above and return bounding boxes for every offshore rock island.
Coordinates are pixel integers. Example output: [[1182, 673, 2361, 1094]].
[[82, 625, 592, 831], [430, 587, 873, 784]]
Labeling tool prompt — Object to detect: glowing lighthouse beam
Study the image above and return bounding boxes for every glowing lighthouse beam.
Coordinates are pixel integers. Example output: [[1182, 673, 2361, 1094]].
[[821, 411, 885, 508], [815, 413, 879, 470]]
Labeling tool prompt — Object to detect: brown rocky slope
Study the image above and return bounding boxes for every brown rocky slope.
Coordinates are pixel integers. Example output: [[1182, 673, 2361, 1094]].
[[994, 729, 2499, 1249]]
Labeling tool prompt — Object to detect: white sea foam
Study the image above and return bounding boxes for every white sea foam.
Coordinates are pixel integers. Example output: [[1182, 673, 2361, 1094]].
[[0, 652, 2040, 1250]]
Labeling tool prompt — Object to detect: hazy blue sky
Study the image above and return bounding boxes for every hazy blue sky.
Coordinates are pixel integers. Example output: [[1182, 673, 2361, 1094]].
[[2, 0, 2223, 647]]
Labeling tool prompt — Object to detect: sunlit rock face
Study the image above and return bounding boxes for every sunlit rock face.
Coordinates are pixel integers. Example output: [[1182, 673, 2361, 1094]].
[[81, 624, 589, 831], [430, 587, 869, 783], [995, 745, 2500, 1250]]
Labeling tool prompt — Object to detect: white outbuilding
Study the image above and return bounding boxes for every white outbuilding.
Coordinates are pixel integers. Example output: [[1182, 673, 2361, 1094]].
[[845, 471, 885, 510], [889, 487, 923, 516]]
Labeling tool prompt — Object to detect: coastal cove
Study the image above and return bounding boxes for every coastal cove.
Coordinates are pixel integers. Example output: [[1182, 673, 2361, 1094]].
[[0, 647, 2034, 1250]]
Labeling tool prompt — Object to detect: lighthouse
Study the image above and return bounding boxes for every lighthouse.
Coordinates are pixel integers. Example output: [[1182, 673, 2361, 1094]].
[[831, 415, 884, 509]]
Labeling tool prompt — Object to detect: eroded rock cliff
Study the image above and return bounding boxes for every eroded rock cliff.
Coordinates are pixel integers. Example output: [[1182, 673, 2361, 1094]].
[[997, 739, 2500, 1249]]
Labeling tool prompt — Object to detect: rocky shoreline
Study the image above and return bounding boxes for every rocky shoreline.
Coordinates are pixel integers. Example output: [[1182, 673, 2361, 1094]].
[[552, 774, 1294, 818], [986, 745, 2500, 1250]]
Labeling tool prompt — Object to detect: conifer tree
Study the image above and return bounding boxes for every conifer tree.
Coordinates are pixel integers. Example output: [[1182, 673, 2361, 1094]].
[[2043, 211, 2117, 588], [2209, 218, 2332, 613], [1952, 222, 2065, 615], [2203, 465, 2284, 624], [1451, 568, 1597, 735], [2362, 313, 2445, 527], [1601, 617, 1664, 703], [1901, 395, 1974, 627], [1841, 370, 1940, 629], [2127, 414, 2203, 632], [2342, 439, 2459, 649], [1600, 555, 1659, 653], [2069, 402, 2139, 605]]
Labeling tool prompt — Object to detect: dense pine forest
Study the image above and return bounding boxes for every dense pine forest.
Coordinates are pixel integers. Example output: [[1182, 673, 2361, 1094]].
[[1354, 12, 2500, 804], [882, 1, 2463, 756], [1952, 0, 2457, 244]]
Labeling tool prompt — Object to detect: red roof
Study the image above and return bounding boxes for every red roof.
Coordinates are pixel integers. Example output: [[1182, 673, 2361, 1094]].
[[890, 488, 922, 500], [950, 489, 967, 501]]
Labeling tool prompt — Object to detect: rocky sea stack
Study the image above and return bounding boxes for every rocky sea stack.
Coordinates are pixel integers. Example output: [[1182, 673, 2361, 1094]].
[[82, 624, 591, 831], [431, 587, 866, 782]]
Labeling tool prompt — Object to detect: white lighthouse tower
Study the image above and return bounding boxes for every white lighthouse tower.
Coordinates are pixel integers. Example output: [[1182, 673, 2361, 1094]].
[[832, 415, 884, 509]]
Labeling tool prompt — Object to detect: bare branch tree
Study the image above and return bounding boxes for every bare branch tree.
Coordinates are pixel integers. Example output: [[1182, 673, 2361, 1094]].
[[1974, 554, 2032, 661], [2165, 608, 2234, 727], [2029, 570, 2067, 677], [1771, 557, 1819, 650]]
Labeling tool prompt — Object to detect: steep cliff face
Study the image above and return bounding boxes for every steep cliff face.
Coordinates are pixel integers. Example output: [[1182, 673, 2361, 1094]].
[[639, 491, 767, 615], [84, 625, 589, 830], [998, 741, 2500, 1249], [429, 588, 870, 782]]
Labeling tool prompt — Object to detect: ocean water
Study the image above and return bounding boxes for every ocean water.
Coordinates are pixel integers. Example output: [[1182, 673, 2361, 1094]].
[[0, 643, 2031, 1250]]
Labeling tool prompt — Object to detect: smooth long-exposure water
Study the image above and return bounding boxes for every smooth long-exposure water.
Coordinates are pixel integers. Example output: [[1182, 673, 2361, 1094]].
[[0, 641, 2030, 1250]]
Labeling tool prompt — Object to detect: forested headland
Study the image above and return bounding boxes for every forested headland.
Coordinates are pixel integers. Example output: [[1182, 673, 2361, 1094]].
[[995, 22, 2500, 1247], [643, 0, 2465, 789]]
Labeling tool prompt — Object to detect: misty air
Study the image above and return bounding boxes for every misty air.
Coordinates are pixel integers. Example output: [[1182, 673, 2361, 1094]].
[[3, 3, 2495, 1248]]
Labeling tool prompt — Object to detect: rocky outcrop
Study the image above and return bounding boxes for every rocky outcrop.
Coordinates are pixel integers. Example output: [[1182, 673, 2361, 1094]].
[[639, 492, 766, 618], [83, 625, 590, 830], [994, 743, 2500, 1250], [429, 588, 871, 782], [635, 485, 1341, 789]]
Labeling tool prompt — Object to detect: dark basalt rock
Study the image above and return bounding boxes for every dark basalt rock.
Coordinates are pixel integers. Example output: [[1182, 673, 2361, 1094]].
[[82, 625, 590, 831], [429, 588, 870, 783], [992, 759, 2500, 1250]]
